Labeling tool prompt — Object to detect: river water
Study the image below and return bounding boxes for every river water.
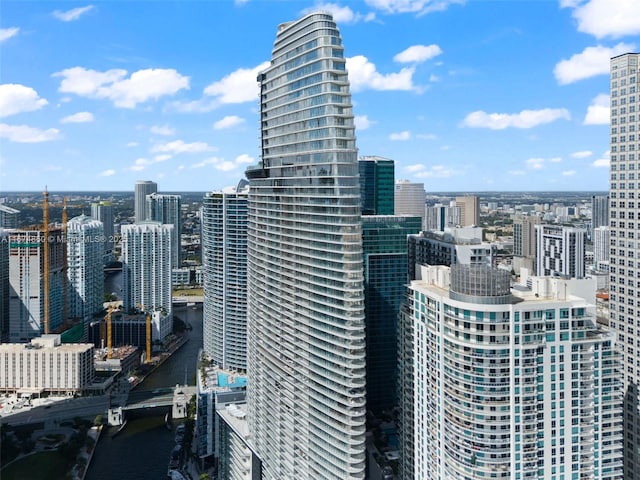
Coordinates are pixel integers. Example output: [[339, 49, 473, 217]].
[[85, 305, 203, 480]]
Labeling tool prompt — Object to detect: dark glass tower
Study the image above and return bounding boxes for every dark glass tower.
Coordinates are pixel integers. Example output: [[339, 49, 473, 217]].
[[359, 156, 395, 215]]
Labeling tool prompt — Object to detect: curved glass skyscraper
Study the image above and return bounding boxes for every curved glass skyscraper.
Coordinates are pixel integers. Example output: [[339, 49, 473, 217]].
[[246, 12, 366, 479]]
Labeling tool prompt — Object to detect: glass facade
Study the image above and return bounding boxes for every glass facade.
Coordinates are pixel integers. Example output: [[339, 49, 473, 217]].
[[246, 12, 366, 479], [359, 156, 395, 216]]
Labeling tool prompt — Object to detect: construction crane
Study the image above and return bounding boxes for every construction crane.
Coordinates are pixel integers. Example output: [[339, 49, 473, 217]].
[[105, 304, 117, 359], [41, 190, 69, 335], [137, 304, 153, 364]]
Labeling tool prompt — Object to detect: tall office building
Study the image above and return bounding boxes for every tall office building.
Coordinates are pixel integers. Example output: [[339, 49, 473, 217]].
[[134, 180, 157, 222], [535, 224, 586, 278], [8, 228, 65, 342], [0, 229, 8, 342], [67, 215, 104, 333], [246, 12, 366, 479], [610, 52, 640, 479], [455, 194, 480, 227], [91, 201, 115, 264], [592, 194, 609, 229], [202, 182, 248, 372], [362, 215, 421, 415], [395, 180, 426, 227], [359, 156, 395, 215], [147, 193, 182, 268], [513, 214, 541, 274], [121, 221, 173, 341], [425, 204, 453, 231], [593, 226, 610, 268], [399, 264, 623, 479], [0, 205, 19, 228]]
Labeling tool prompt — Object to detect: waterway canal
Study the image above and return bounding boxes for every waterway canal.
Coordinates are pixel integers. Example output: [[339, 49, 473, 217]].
[[85, 305, 203, 480]]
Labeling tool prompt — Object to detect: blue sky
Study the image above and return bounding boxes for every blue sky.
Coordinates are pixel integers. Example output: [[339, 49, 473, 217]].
[[1, 0, 639, 192]]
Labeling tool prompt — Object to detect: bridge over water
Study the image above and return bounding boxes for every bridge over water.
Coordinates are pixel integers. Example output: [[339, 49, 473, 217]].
[[107, 385, 197, 426]]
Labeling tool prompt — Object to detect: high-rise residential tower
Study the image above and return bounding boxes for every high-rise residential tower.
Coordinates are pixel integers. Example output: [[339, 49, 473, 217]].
[[455, 194, 480, 227], [134, 180, 157, 222], [399, 264, 622, 479], [0, 229, 8, 342], [0, 205, 19, 228], [91, 201, 115, 264], [202, 182, 248, 372], [246, 12, 366, 479], [67, 215, 104, 335], [121, 221, 173, 341], [535, 224, 586, 278], [610, 52, 640, 479], [592, 194, 610, 230], [513, 214, 541, 275], [147, 193, 182, 268], [395, 180, 426, 227], [359, 156, 395, 215], [593, 225, 610, 268]]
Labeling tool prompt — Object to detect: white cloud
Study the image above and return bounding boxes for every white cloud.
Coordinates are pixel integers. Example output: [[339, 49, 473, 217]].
[[191, 154, 254, 171], [152, 140, 214, 154], [126, 141, 139, 147], [204, 62, 270, 104], [592, 150, 610, 168], [389, 131, 411, 140], [571, 0, 640, 39], [129, 158, 151, 171], [213, 115, 245, 130], [554, 43, 633, 85], [571, 150, 593, 159], [559, 0, 582, 7], [584, 93, 609, 125], [53, 67, 189, 108], [364, 0, 463, 16], [191, 157, 221, 169], [216, 161, 237, 172], [0, 27, 19, 42], [440, 145, 451, 150], [150, 125, 175, 136], [462, 108, 570, 129], [0, 123, 60, 143], [562, 170, 577, 176], [415, 164, 464, 178], [0, 84, 48, 118], [346, 56, 416, 92], [99, 169, 115, 177], [60, 111, 94, 124], [550, 157, 562, 163], [302, 4, 376, 23], [509, 170, 526, 176], [526, 157, 545, 169], [154, 154, 172, 162], [234, 153, 254, 165], [416, 133, 437, 140], [429, 74, 440, 82], [355, 115, 373, 130], [394, 44, 442, 63], [52, 5, 95, 21], [405, 164, 425, 172]]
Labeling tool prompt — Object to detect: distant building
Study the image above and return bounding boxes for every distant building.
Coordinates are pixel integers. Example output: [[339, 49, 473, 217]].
[[512, 214, 541, 274], [362, 215, 422, 414], [399, 264, 622, 479], [91, 201, 115, 264], [359, 156, 395, 215], [67, 215, 104, 339], [593, 226, 610, 268], [9, 228, 65, 342], [455, 195, 480, 227], [535, 224, 586, 278], [202, 184, 248, 372], [425, 204, 453, 231], [146, 193, 182, 268], [0, 205, 19, 228], [395, 180, 426, 227], [172, 268, 191, 287], [134, 180, 157, 223], [121, 222, 173, 341], [0, 335, 95, 395], [591, 194, 609, 229]]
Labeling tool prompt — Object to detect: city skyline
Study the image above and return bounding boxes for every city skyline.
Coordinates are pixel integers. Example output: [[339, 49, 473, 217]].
[[2, 0, 639, 192]]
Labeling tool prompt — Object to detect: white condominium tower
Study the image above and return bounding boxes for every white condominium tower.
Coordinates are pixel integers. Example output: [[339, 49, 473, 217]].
[[147, 193, 182, 268], [121, 221, 173, 340], [395, 180, 426, 227], [202, 181, 249, 372], [610, 52, 640, 480], [400, 264, 623, 480], [134, 180, 157, 222], [246, 12, 366, 479], [67, 215, 104, 329]]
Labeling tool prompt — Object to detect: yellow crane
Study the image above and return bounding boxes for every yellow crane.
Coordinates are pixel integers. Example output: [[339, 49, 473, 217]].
[[106, 304, 117, 359]]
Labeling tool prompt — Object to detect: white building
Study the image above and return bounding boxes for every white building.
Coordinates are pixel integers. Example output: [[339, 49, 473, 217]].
[[0, 335, 95, 394], [395, 180, 426, 227], [593, 226, 610, 268], [246, 12, 366, 479], [67, 215, 104, 335], [121, 221, 173, 341], [399, 264, 623, 479], [535, 224, 586, 278], [609, 51, 640, 479], [202, 183, 248, 372], [134, 180, 157, 223]]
